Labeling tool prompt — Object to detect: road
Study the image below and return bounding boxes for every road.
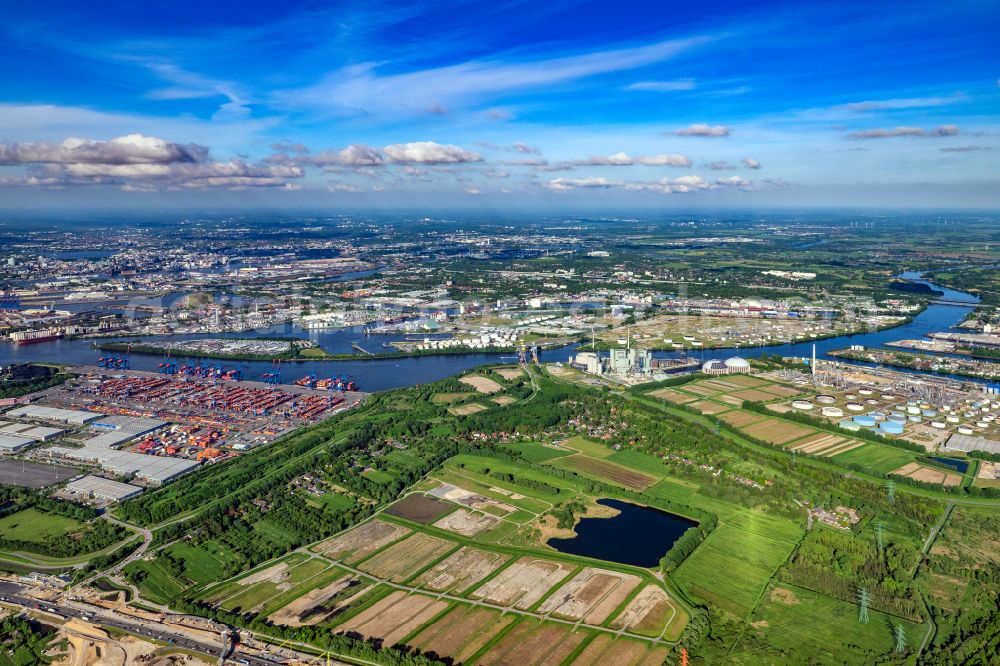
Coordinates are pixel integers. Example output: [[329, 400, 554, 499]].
[[0, 581, 278, 666]]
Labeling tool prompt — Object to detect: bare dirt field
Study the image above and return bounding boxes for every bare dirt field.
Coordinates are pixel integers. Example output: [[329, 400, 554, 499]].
[[690, 400, 729, 415], [337, 591, 448, 647], [460, 375, 504, 393], [357, 532, 454, 581], [556, 455, 656, 490], [742, 417, 815, 445], [492, 396, 516, 406], [426, 482, 516, 514], [268, 574, 357, 626], [572, 637, 662, 666], [609, 585, 671, 635], [496, 367, 524, 380], [432, 508, 497, 536], [237, 561, 289, 587], [413, 546, 509, 593], [537, 567, 641, 624], [648, 388, 696, 404], [476, 620, 587, 666], [719, 411, 767, 427], [431, 392, 475, 404], [312, 519, 410, 563], [791, 433, 864, 457], [386, 494, 453, 523], [472, 557, 575, 609], [449, 403, 488, 415], [411, 606, 514, 663], [891, 462, 962, 487], [731, 388, 782, 402]]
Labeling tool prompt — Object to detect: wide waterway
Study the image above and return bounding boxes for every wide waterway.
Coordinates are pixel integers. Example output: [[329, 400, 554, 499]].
[[0, 271, 984, 392]]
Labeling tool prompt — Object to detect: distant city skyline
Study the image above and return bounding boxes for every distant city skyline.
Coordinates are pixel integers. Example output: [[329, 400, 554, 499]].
[[1, 0, 998, 209]]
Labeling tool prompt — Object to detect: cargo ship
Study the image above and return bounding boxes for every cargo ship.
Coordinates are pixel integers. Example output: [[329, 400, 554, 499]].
[[11, 330, 64, 345], [295, 374, 358, 391]]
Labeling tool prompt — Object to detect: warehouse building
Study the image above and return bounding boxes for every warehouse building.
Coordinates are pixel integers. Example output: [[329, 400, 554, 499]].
[[65, 475, 143, 502], [942, 433, 1000, 455], [4, 405, 100, 425], [42, 446, 201, 484], [0, 421, 64, 441], [0, 433, 35, 453]]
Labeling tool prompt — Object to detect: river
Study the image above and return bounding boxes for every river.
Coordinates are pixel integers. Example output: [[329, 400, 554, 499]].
[[0, 271, 983, 392]]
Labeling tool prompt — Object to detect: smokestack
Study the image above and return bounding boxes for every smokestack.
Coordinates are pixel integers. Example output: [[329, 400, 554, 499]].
[[812, 343, 817, 378]]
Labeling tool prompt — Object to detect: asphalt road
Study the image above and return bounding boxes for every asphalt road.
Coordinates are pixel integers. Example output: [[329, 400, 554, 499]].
[[0, 581, 278, 666]]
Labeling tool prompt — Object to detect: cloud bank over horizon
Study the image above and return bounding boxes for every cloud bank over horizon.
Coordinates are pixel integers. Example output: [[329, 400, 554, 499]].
[[0, 0, 997, 208]]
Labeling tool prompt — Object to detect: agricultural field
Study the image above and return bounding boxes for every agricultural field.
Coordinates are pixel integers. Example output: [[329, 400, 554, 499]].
[[310, 520, 410, 563], [740, 417, 815, 445], [355, 532, 455, 581], [537, 567, 641, 624], [831, 444, 918, 474], [449, 403, 489, 415], [431, 391, 475, 404], [410, 605, 517, 663], [890, 461, 962, 487], [673, 520, 801, 618], [562, 435, 615, 458], [503, 441, 574, 463], [471, 556, 576, 609], [433, 508, 496, 536], [337, 590, 450, 646], [552, 454, 657, 490], [413, 546, 509, 593], [459, 374, 504, 393], [788, 432, 864, 457], [732, 584, 923, 665], [385, 494, 453, 523]]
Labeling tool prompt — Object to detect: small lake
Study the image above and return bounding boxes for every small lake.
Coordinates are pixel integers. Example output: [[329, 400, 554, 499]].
[[547, 498, 697, 568], [926, 456, 969, 474]]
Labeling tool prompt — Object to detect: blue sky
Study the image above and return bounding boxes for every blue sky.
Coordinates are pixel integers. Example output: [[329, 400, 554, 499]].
[[0, 0, 998, 209]]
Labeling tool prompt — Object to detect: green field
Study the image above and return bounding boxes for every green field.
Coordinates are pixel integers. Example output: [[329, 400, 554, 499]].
[[0, 508, 83, 543], [159, 541, 240, 585], [831, 444, 918, 474], [732, 584, 923, 665], [607, 449, 671, 476], [562, 435, 615, 458], [123, 560, 186, 605], [502, 441, 573, 463], [673, 520, 800, 618]]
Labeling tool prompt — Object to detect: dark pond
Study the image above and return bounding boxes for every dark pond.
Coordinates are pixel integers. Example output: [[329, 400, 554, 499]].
[[548, 498, 697, 568], [926, 456, 969, 474]]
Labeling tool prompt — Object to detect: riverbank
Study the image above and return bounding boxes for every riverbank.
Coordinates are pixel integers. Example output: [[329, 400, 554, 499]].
[[828, 348, 1000, 381], [97, 340, 531, 363]]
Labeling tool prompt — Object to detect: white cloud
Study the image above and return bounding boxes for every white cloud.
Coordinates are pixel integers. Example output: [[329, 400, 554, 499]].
[[382, 141, 482, 164], [545, 173, 757, 194], [546, 177, 621, 191], [671, 123, 731, 137], [939, 145, 990, 152], [847, 125, 959, 139], [276, 35, 712, 116], [575, 152, 691, 167], [0, 133, 301, 190], [742, 157, 762, 169], [335, 144, 385, 166], [625, 79, 696, 92], [833, 93, 966, 112], [0, 134, 206, 165]]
